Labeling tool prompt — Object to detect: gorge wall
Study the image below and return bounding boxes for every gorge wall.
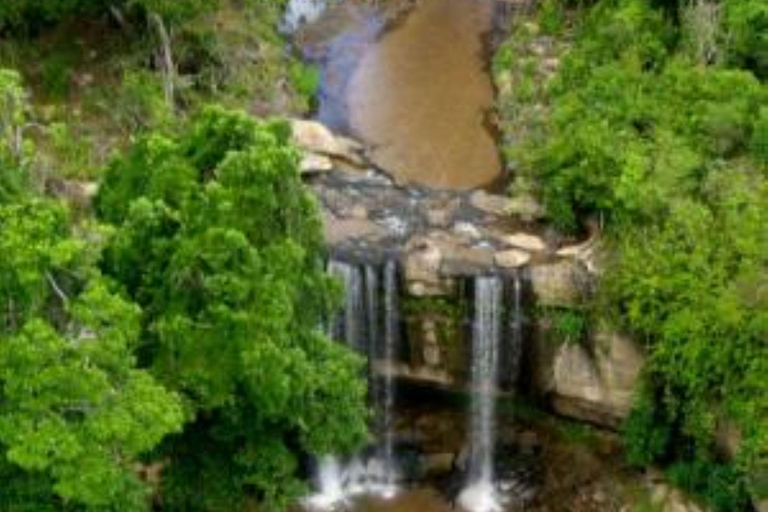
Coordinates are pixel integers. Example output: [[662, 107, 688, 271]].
[[291, 119, 645, 431]]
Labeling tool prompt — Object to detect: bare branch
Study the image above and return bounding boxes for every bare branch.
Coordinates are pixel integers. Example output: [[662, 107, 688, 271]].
[[46, 271, 70, 306]]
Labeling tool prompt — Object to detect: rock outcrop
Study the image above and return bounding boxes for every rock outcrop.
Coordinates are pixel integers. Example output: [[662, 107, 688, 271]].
[[290, 118, 366, 172], [299, 121, 640, 429], [530, 329, 645, 428]]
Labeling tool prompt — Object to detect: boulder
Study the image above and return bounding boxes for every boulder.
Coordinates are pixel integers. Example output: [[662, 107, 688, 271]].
[[507, 193, 546, 221], [426, 207, 453, 228], [290, 119, 366, 166], [529, 260, 590, 307], [404, 237, 452, 296], [496, 232, 547, 252], [452, 221, 483, 241], [421, 319, 442, 367], [532, 330, 644, 428], [299, 152, 333, 174], [440, 244, 495, 276], [291, 118, 337, 153], [494, 249, 531, 268], [323, 213, 388, 245], [469, 190, 509, 216]]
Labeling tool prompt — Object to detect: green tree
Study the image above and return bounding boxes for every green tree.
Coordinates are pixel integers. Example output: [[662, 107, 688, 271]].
[[97, 106, 368, 510], [0, 69, 31, 202], [0, 199, 185, 511]]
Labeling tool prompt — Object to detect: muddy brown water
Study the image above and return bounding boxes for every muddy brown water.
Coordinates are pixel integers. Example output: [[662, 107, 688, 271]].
[[337, 489, 456, 512], [298, 0, 503, 190]]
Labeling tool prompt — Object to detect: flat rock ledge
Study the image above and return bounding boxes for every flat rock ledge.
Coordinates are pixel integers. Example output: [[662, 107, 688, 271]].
[[306, 164, 595, 303]]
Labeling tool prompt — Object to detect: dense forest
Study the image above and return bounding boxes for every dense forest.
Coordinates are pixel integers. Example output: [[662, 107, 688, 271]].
[[496, 0, 767, 509], [0, 0, 767, 511], [0, 1, 367, 510]]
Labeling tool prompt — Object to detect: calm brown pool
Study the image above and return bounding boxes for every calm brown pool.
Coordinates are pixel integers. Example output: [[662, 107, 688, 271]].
[[348, 0, 502, 189], [297, 0, 503, 190]]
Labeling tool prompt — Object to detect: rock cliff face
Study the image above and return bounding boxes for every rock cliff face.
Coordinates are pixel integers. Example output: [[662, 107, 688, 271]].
[[297, 119, 645, 429], [529, 329, 644, 428]]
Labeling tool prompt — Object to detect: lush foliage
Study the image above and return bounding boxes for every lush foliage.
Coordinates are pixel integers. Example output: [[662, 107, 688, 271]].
[[498, 0, 768, 508], [96, 105, 368, 510], [0, 69, 30, 201], [0, 65, 366, 510], [0, 198, 185, 510], [0, 0, 219, 32]]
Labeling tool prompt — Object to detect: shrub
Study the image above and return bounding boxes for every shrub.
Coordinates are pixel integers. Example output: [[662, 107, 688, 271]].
[[667, 460, 750, 512], [0, 68, 32, 201]]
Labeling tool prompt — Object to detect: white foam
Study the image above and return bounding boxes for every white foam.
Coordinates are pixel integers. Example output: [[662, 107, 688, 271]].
[[303, 455, 399, 510], [457, 479, 504, 512], [304, 456, 347, 510]]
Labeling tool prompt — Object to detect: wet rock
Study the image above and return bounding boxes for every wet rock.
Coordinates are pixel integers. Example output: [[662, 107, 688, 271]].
[[323, 214, 388, 245], [419, 453, 455, 477], [469, 190, 508, 216], [422, 319, 442, 367], [426, 207, 453, 228], [452, 221, 483, 241], [440, 245, 495, 276], [494, 249, 531, 268], [404, 236, 451, 296], [348, 204, 369, 220]]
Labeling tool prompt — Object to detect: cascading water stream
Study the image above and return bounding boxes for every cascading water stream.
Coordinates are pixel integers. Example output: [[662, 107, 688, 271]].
[[458, 276, 504, 512], [306, 259, 401, 509], [328, 260, 365, 350], [508, 271, 523, 386], [308, 260, 363, 509], [380, 259, 400, 492]]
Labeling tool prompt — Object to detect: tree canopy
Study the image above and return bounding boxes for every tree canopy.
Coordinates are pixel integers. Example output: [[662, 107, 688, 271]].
[[96, 105, 368, 510], [0, 66, 367, 510], [498, 0, 768, 508]]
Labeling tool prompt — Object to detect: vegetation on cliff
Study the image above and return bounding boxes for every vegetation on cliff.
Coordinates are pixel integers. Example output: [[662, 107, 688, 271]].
[[495, 0, 768, 509], [0, 12, 366, 507]]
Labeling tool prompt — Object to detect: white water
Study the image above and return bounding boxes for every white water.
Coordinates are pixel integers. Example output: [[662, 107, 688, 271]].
[[381, 259, 400, 492], [509, 272, 523, 386], [306, 260, 400, 510], [328, 260, 365, 351], [458, 276, 504, 512], [305, 456, 346, 509], [281, 0, 328, 32]]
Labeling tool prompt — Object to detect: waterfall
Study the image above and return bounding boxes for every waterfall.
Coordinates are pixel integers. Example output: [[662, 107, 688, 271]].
[[307, 456, 345, 509], [327, 260, 365, 351], [280, 0, 327, 33], [508, 271, 523, 386], [366, 262, 399, 496], [306, 259, 400, 509], [380, 259, 400, 491], [458, 275, 504, 512]]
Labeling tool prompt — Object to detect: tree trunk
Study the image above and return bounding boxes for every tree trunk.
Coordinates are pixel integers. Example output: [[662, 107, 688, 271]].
[[150, 12, 176, 109]]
